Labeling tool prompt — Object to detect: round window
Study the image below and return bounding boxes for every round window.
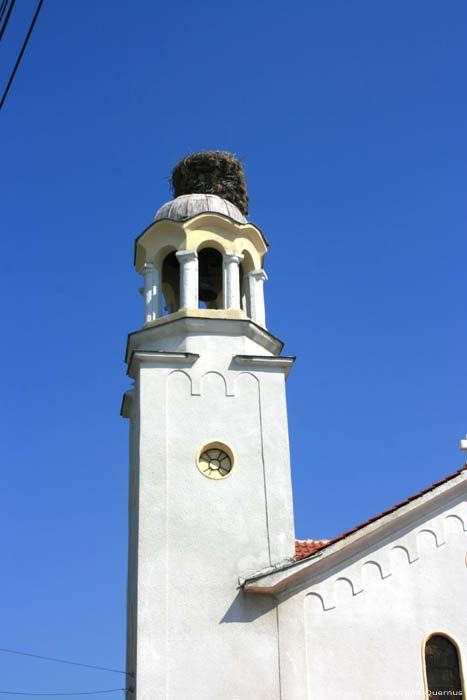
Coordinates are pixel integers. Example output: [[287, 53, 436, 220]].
[[196, 442, 236, 480]]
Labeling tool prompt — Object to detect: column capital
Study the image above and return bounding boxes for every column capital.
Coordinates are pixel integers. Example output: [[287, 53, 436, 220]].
[[176, 250, 198, 262], [223, 252, 244, 264], [138, 262, 155, 276], [247, 269, 268, 282]]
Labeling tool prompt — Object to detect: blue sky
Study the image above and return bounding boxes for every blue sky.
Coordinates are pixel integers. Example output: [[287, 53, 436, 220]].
[[1, 0, 466, 693]]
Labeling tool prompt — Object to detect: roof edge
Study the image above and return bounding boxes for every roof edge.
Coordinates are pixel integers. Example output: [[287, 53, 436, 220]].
[[243, 465, 467, 594]]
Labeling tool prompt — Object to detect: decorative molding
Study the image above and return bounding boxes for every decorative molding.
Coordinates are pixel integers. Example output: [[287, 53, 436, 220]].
[[246, 269, 268, 282], [134, 213, 268, 271], [223, 252, 244, 265], [167, 369, 200, 397], [138, 262, 155, 275], [125, 316, 284, 365], [299, 513, 466, 612], [201, 371, 235, 398], [127, 350, 199, 379], [233, 355, 296, 379], [175, 249, 198, 263], [335, 576, 362, 599], [445, 513, 467, 532], [305, 592, 331, 612]]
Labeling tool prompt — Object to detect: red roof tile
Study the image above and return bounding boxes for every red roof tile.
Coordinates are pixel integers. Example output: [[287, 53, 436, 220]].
[[295, 539, 330, 561], [295, 465, 467, 562]]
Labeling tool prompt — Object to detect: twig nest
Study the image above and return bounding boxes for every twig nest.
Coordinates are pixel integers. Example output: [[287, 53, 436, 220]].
[[171, 151, 249, 216]]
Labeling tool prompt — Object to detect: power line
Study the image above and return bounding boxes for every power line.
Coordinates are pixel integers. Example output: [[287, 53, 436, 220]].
[[0, 0, 9, 25], [0, 0, 44, 111], [0, 0, 15, 41], [0, 649, 130, 677], [0, 690, 125, 696]]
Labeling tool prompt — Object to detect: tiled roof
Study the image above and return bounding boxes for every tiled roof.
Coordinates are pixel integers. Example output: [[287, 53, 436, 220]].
[[295, 465, 467, 562], [295, 539, 330, 561]]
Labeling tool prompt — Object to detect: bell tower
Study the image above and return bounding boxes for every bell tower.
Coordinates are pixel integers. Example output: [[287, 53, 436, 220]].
[[122, 152, 295, 700]]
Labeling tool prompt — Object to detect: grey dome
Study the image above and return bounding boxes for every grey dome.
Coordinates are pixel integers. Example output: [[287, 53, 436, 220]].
[[154, 193, 247, 224]]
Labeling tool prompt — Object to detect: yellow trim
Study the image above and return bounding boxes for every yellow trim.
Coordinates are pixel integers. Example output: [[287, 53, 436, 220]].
[[421, 629, 466, 699], [143, 307, 248, 329], [135, 213, 266, 271], [196, 440, 237, 481]]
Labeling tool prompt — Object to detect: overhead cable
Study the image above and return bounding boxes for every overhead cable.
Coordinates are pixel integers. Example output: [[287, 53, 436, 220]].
[[0, 649, 130, 677], [0, 0, 9, 25], [0, 0, 44, 111], [0, 0, 15, 40], [0, 690, 125, 696]]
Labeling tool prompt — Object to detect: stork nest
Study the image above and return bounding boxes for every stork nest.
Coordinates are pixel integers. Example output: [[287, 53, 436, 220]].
[[170, 151, 249, 215]]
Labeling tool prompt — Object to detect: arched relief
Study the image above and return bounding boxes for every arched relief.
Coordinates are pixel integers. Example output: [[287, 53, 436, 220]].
[[334, 577, 358, 603], [305, 592, 327, 613], [302, 516, 466, 610], [402, 531, 420, 563], [417, 529, 440, 552], [201, 371, 234, 398], [390, 545, 412, 568], [234, 371, 260, 392], [346, 567, 363, 594], [445, 514, 467, 533], [167, 369, 200, 396], [167, 369, 193, 394], [362, 561, 385, 586], [369, 549, 392, 578], [417, 521, 446, 549], [428, 520, 446, 546]]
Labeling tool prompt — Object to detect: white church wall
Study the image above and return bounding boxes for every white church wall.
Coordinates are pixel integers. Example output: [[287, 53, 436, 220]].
[[277, 492, 467, 700], [164, 369, 278, 699]]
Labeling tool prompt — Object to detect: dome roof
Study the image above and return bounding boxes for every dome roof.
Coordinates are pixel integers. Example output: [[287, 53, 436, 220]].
[[154, 193, 247, 224]]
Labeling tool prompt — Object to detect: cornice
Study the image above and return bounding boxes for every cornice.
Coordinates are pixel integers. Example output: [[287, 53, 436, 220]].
[[125, 315, 284, 365], [127, 350, 199, 379], [233, 354, 296, 379], [134, 212, 268, 270]]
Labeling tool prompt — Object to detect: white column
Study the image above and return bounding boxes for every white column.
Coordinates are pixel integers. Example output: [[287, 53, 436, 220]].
[[222, 252, 244, 309], [139, 263, 155, 324], [139, 263, 162, 323], [176, 250, 198, 309], [152, 266, 162, 319], [246, 269, 268, 327]]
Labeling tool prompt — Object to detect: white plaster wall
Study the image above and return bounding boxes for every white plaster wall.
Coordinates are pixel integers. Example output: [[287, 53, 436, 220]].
[[278, 494, 467, 700], [127, 321, 295, 700]]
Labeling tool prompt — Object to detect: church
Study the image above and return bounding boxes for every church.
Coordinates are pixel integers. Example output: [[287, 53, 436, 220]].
[[121, 151, 466, 700]]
